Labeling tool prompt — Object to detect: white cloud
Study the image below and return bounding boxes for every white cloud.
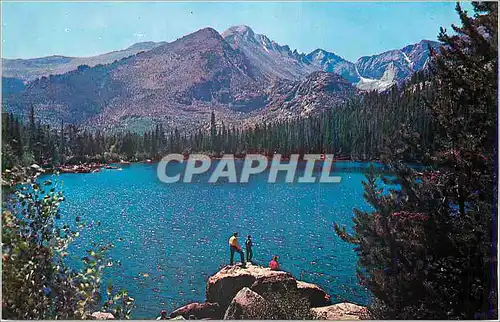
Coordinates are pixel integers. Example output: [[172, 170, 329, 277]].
[[133, 33, 145, 37]]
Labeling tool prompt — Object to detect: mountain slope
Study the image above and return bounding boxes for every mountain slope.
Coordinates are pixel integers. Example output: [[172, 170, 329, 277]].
[[221, 25, 359, 85], [304, 49, 359, 83], [2, 26, 439, 132], [250, 71, 354, 124], [2, 41, 166, 82], [3, 28, 269, 131], [355, 40, 440, 91], [221, 25, 438, 91], [91, 27, 268, 130], [3, 27, 355, 132], [221, 25, 317, 80]]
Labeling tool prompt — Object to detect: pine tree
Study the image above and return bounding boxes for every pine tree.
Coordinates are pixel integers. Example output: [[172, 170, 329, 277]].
[[210, 110, 217, 153], [335, 3, 498, 319]]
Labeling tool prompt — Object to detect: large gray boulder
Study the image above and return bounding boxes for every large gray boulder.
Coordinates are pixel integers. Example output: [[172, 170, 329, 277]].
[[223, 287, 277, 320]]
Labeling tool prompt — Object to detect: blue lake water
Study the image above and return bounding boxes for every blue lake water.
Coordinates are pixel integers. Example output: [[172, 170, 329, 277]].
[[40, 161, 375, 318]]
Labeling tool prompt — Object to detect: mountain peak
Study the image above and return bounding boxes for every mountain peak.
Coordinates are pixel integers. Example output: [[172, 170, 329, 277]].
[[310, 48, 327, 54], [418, 39, 439, 45], [191, 27, 222, 38], [221, 25, 255, 39], [233, 25, 254, 33], [163, 27, 224, 48], [307, 48, 343, 60]]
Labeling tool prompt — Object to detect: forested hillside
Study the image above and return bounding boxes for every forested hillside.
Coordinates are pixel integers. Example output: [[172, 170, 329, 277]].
[[2, 68, 434, 170]]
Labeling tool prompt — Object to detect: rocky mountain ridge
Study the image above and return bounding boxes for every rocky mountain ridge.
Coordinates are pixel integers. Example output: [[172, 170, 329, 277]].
[[3, 25, 439, 90], [2, 41, 166, 82], [2, 25, 439, 132], [223, 25, 439, 91], [3, 27, 355, 132]]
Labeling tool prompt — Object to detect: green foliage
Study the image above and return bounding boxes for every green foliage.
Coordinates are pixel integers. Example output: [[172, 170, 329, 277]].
[[2, 179, 134, 319], [335, 164, 446, 319], [102, 284, 135, 320], [335, 2, 497, 319]]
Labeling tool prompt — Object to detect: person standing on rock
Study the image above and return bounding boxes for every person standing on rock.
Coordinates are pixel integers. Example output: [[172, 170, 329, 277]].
[[245, 235, 253, 263], [229, 232, 245, 267]]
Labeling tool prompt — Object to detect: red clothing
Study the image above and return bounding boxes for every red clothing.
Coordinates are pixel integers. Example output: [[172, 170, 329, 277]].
[[269, 260, 280, 270]]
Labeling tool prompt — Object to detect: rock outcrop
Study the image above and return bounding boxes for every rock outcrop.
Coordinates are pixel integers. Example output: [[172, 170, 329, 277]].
[[223, 287, 277, 320], [169, 302, 221, 320], [310, 302, 368, 320], [296, 280, 331, 307], [169, 263, 367, 319], [250, 273, 297, 296], [206, 264, 293, 311]]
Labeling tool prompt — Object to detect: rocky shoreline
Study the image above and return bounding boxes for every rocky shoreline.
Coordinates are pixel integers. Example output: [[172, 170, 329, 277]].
[[1, 164, 47, 187], [1, 161, 133, 187]]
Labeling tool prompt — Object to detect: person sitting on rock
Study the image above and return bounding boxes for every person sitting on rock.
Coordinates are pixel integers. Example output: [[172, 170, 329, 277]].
[[269, 255, 280, 270], [245, 235, 253, 263], [156, 310, 168, 320], [229, 232, 245, 267]]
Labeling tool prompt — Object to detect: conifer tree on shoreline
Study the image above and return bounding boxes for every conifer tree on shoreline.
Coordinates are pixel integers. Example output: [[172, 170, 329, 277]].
[[334, 2, 498, 319]]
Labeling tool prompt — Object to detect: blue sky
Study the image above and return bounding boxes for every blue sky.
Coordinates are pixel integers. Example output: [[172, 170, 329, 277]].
[[2, 1, 472, 62]]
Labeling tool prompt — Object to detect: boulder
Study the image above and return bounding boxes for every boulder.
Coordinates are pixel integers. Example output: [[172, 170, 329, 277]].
[[296, 280, 331, 307], [223, 287, 277, 320], [169, 302, 221, 319], [182, 264, 367, 320], [90, 311, 115, 320], [310, 302, 368, 320], [206, 263, 291, 310], [250, 274, 297, 296]]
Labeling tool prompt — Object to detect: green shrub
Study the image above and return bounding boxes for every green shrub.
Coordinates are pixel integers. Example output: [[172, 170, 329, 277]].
[[2, 178, 134, 319]]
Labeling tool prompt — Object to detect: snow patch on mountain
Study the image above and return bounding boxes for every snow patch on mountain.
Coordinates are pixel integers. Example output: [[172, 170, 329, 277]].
[[357, 63, 397, 91], [402, 52, 413, 69]]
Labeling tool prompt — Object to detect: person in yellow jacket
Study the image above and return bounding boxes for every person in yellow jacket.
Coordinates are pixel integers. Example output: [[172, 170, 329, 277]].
[[229, 232, 245, 267]]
